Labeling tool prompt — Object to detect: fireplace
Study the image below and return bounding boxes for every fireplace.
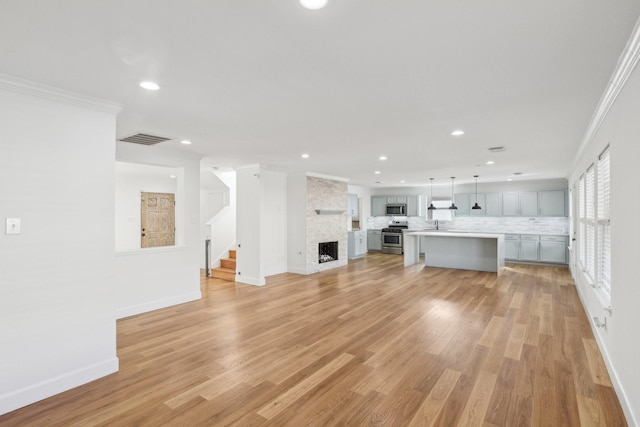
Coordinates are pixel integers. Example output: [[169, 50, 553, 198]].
[[318, 241, 338, 263]]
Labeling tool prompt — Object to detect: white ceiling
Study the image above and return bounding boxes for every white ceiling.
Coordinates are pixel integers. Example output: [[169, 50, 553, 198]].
[[1, 1, 639, 187]]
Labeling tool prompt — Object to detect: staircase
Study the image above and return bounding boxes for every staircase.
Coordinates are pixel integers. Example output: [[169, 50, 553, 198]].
[[211, 249, 236, 281]]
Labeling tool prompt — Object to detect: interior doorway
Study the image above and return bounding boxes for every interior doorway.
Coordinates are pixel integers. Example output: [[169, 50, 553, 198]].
[[141, 192, 175, 248]]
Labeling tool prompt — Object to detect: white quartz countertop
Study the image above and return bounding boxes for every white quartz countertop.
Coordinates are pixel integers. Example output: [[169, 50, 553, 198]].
[[407, 229, 568, 236], [404, 231, 505, 238]]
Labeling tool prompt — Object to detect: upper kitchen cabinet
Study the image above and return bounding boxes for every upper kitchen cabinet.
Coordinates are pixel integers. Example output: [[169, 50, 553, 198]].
[[538, 190, 566, 216], [386, 196, 407, 204], [371, 196, 387, 216], [453, 193, 486, 217], [502, 191, 538, 216], [347, 193, 359, 218], [371, 195, 421, 216], [453, 194, 471, 216], [406, 195, 420, 216], [484, 193, 502, 216]]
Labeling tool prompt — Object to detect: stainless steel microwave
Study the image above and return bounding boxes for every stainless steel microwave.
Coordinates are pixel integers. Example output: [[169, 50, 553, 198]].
[[385, 203, 407, 215]]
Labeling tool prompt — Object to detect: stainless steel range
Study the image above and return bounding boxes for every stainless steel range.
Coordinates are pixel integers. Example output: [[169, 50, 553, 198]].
[[381, 220, 408, 254]]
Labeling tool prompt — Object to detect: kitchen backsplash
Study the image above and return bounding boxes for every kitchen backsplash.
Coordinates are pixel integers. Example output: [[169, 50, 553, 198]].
[[367, 216, 569, 235]]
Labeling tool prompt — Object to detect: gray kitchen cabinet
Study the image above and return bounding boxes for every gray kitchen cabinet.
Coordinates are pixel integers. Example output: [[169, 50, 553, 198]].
[[520, 192, 539, 216], [367, 230, 382, 252], [406, 195, 420, 216], [538, 190, 566, 216], [453, 193, 471, 216], [348, 231, 367, 259], [385, 196, 407, 204], [371, 195, 420, 216], [347, 193, 359, 218], [502, 191, 538, 216], [505, 235, 520, 260], [519, 235, 540, 261], [539, 235, 568, 263], [484, 193, 502, 216], [371, 196, 387, 216]]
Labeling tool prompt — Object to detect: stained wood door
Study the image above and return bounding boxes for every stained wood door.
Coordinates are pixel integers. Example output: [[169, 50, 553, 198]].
[[141, 192, 175, 248]]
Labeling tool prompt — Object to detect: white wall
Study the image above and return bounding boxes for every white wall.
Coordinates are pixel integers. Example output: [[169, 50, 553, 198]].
[[261, 170, 288, 277], [235, 165, 264, 285], [235, 165, 289, 285], [115, 142, 201, 318], [0, 77, 120, 415], [287, 174, 308, 274], [568, 53, 640, 425]]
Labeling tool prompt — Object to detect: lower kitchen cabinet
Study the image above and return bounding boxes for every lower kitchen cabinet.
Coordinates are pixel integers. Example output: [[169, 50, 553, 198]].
[[505, 235, 520, 260], [539, 235, 568, 263], [367, 230, 382, 252], [348, 231, 367, 259], [519, 235, 540, 261], [505, 234, 568, 264]]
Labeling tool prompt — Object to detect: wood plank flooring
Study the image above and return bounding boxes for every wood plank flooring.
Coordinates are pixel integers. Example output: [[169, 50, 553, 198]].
[[0, 253, 627, 426]]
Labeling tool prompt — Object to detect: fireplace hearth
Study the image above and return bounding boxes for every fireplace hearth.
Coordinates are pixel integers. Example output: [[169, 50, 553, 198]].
[[318, 241, 338, 263]]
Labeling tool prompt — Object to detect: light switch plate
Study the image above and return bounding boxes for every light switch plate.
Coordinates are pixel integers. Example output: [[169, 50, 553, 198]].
[[6, 218, 21, 234]]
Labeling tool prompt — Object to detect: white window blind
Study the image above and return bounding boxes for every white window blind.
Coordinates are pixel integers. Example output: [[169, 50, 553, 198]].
[[585, 165, 595, 280], [597, 147, 611, 300], [578, 174, 586, 268]]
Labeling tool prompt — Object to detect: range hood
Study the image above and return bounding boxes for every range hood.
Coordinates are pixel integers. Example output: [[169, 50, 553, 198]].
[[315, 209, 347, 215]]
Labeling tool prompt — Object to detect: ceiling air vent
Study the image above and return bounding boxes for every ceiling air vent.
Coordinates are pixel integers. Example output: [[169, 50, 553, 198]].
[[118, 133, 171, 146], [488, 146, 505, 153]]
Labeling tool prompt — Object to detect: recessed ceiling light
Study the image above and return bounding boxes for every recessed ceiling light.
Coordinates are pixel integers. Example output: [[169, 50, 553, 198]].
[[300, 0, 328, 10], [451, 130, 465, 136], [400, 180, 405, 183], [374, 171, 381, 175], [507, 178, 513, 181], [486, 160, 495, 165], [301, 153, 310, 159], [379, 156, 387, 161], [169, 174, 177, 179], [139, 81, 160, 91], [180, 140, 192, 145]]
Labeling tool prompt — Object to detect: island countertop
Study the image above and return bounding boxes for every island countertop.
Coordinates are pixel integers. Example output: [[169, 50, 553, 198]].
[[404, 231, 505, 275]]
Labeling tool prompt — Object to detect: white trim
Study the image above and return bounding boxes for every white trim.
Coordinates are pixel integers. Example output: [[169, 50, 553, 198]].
[[569, 17, 640, 175], [116, 291, 201, 319], [0, 73, 122, 114], [306, 171, 350, 182], [574, 283, 637, 426], [0, 358, 119, 416], [236, 275, 266, 286]]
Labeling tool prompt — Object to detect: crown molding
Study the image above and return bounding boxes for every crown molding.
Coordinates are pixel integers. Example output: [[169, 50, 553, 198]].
[[306, 171, 350, 182], [0, 73, 122, 114], [570, 18, 640, 174]]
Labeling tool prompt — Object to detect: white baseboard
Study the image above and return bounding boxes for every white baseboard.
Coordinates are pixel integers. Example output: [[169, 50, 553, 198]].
[[235, 275, 265, 286], [116, 291, 202, 319], [574, 280, 638, 426], [0, 357, 119, 416], [288, 267, 308, 275]]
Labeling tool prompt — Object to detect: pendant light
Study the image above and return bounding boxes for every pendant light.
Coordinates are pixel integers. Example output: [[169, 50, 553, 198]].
[[427, 178, 436, 210], [448, 177, 458, 210], [472, 175, 482, 210]]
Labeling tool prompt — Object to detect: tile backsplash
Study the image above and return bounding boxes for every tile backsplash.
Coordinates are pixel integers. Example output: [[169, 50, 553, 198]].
[[367, 216, 569, 235]]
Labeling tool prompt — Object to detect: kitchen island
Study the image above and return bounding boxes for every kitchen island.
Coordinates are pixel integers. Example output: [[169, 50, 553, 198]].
[[404, 231, 505, 275]]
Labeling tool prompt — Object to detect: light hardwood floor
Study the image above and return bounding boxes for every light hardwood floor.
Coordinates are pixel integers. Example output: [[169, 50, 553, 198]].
[[0, 253, 626, 426]]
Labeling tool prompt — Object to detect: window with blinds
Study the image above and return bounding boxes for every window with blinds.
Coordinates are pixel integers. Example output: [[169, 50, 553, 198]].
[[578, 174, 586, 268], [585, 165, 595, 280], [597, 146, 611, 301]]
